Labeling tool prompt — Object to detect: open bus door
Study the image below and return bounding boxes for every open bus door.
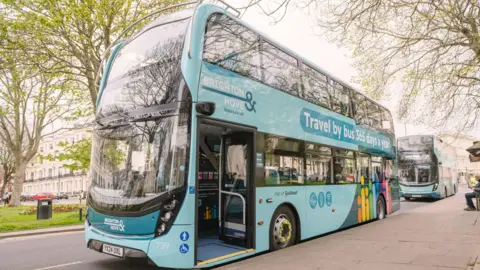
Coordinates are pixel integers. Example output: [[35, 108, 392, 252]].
[[195, 119, 255, 266]]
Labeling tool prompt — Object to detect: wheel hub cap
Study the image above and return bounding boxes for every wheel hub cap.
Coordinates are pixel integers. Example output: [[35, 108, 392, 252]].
[[274, 215, 292, 247]]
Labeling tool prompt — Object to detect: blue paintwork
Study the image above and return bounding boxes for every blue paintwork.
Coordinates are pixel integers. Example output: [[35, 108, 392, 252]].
[[87, 2, 400, 269], [88, 208, 159, 236], [199, 62, 394, 157], [399, 183, 441, 198]]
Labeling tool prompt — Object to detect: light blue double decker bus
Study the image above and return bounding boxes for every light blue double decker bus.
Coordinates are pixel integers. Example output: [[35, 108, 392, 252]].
[[86, 1, 401, 268], [398, 135, 458, 199]]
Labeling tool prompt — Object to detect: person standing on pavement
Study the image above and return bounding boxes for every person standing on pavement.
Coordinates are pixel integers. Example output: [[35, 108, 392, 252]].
[[465, 176, 480, 211]]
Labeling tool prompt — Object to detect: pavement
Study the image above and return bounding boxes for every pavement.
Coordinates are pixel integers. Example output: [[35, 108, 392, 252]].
[[0, 185, 478, 270], [0, 225, 84, 240], [220, 185, 480, 270]]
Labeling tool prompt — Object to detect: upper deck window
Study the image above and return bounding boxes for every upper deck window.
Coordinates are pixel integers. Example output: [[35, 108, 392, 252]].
[[203, 14, 301, 97], [302, 64, 330, 109]]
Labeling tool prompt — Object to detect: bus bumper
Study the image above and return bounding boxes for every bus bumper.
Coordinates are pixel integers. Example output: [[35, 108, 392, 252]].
[[402, 192, 441, 199], [84, 222, 195, 269]]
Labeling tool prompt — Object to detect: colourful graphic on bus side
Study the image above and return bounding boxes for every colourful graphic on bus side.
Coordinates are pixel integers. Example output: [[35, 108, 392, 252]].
[[357, 176, 374, 223]]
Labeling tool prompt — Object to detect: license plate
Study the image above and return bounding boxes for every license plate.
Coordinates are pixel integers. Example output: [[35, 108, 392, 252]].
[[102, 244, 124, 257], [412, 195, 422, 198]]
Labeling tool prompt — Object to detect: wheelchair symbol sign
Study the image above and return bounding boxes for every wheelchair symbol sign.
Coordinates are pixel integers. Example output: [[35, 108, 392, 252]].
[[179, 243, 189, 254]]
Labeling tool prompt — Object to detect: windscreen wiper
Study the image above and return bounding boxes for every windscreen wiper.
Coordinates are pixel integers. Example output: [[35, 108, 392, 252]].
[[97, 122, 130, 130]]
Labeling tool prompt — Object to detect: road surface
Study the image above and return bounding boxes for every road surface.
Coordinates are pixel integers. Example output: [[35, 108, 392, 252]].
[[0, 195, 456, 270]]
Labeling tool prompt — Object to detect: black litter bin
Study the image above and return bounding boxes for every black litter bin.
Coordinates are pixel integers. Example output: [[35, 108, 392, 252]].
[[37, 199, 52, 220]]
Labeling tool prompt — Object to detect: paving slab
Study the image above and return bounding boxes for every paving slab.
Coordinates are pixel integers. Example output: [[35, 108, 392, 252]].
[[219, 185, 480, 270]]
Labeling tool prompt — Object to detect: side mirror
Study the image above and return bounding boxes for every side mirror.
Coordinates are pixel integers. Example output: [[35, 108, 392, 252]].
[[196, 102, 216, 116]]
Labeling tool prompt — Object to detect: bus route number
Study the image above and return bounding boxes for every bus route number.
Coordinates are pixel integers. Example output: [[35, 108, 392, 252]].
[[156, 242, 170, 250]]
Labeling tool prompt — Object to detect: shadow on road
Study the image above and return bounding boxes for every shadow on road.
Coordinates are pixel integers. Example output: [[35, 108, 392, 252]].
[[86, 258, 169, 270], [402, 198, 438, 203]]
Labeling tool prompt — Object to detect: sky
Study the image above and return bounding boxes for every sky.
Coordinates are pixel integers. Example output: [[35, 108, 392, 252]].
[[234, 1, 478, 139]]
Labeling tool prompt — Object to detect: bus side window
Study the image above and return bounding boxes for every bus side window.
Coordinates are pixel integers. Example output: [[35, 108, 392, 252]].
[[328, 79, 350, 117]]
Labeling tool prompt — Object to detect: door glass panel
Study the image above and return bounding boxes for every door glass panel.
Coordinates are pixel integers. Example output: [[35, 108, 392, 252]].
[[222, 133, 251, 241]]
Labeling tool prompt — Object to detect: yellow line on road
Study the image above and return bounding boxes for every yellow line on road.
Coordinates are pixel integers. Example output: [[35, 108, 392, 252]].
[[34, 261, 83, 270]]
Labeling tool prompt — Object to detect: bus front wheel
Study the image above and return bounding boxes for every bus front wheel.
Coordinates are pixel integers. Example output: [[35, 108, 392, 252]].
[[270, 206, 296, 251], [376, 196, 386, 220]]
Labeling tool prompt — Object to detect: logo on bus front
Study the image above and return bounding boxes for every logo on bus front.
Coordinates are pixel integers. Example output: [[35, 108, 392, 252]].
[[104, 218, 125, 232], [201, 75, 256, 116]]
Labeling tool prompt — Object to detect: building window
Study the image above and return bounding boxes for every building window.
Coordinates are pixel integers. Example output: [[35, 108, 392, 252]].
[[40, 146, 44, 153], [48, 168, 52, 177], [49, 144, 53, 150], [30, 172, 34, 180], [39, 170, 43, 179]]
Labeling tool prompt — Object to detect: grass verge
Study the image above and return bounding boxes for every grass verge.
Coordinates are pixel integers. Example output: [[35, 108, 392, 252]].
[[0, 204, 86, 233]]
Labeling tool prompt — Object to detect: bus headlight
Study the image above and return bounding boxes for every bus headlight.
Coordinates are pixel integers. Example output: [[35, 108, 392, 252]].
[[161, 211, 173, 222], [155, 198, 181, 237], [158, 223, 166, 233], [433, 183, 438, 191]]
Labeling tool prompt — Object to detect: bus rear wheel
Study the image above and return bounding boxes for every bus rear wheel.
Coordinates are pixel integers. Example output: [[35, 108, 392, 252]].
[[270, 206, 296, 251], [376, 196, 386, 220]]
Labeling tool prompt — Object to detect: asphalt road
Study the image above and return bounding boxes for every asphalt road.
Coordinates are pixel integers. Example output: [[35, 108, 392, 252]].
[[0, 198, 432, 270]]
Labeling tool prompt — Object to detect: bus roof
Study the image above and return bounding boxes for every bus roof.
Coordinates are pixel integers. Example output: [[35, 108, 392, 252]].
[[200, 2, 393, 115], [398, 135, 435, 140]]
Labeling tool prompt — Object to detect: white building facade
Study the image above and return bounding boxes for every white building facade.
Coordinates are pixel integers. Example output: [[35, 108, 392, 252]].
[[439, 133, 480, 184], [23, 129, 91, 195]]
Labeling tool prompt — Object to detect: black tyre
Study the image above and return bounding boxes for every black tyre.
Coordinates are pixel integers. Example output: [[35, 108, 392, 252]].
[[404, 197, 411, 201], [453, 185, 457, 195], [376, 196, 386, 220], [270, 206, 296, 251]]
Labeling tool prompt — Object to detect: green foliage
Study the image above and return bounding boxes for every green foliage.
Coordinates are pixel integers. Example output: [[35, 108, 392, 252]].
[[0, 0, 192, 109], [104, 141, 126, 169], [0, 204, 86, 232], [42, 137, 92, 172]]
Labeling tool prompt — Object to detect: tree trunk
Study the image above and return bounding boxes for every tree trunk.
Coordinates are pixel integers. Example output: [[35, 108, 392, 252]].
[[11, 161, 26, 207], [0, 186, 4, 203]]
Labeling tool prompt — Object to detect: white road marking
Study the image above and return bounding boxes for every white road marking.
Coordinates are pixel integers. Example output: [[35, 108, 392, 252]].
[[34, 261, 83, 270]]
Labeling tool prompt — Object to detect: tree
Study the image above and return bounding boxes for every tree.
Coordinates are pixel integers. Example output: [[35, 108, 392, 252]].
[[0, 142, 14, 201], [0, 0, 191, 108], [43, 136, 92, 173], [239, 1, 480, 131], [0, 24, 82, 206]]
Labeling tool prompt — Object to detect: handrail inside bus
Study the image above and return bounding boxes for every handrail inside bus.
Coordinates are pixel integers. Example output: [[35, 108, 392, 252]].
[[94, 1, 198, 90], [220, 190, 246, 225]]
